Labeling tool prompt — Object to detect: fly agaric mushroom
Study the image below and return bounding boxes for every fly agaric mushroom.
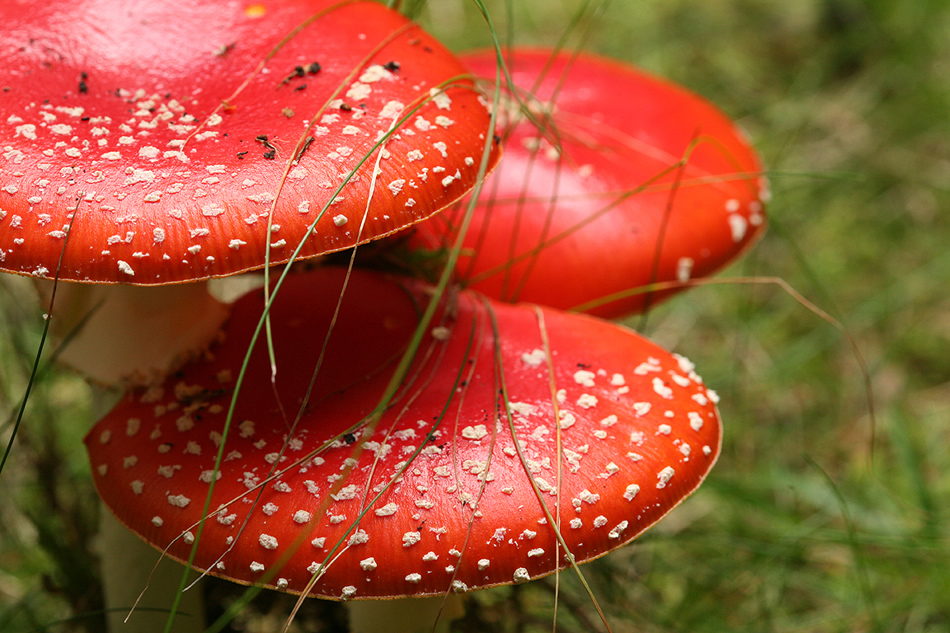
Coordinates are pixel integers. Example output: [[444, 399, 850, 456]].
[[85, 266, 722, 632], [410, 48, 768, 317], [0, 0, 498, 383], [1, 0, 496, 283]]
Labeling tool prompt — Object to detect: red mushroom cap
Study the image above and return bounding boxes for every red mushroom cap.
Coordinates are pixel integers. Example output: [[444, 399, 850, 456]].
[[410, 48, 768, 317], [85, 267, 722, 600], [0, 0, 498, 284]]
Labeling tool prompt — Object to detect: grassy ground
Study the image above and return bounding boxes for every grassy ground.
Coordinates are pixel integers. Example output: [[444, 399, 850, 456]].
[[2, 0, 948, 631]]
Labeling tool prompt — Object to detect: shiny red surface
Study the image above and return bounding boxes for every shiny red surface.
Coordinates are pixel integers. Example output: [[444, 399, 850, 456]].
[[86, 268, 721, 599], [411, 48, 767, 317], [0, 0, 498, 283]]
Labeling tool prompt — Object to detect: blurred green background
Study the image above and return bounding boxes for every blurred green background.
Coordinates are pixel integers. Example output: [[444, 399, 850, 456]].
[[2, 0, 948, 631]]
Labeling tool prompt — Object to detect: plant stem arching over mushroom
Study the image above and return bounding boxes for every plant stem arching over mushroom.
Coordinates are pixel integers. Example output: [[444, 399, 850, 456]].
[[85, 267, 722, 601]]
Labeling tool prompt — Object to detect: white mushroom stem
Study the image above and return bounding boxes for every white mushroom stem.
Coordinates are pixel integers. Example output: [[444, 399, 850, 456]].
[[98, 508, 206, 633], [347, 595, 465, 633], [33, 280, 231, 386]]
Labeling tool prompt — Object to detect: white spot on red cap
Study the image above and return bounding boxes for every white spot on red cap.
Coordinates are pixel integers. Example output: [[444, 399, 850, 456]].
[[670, 372, 692, 388], [688, 412, 704, 430], [199, 469, 221, 483], [577, 394, 598, 409], [652, 377, 673, 399], [677, 257, 694, 283], [623, 484, 641, 501], [429, 88, 452, 110], [608, 521, 629, 539], [379, 101, 405, 118], [15, 124, 37, 140], [729, 214, 748, 242], [167, 494, 191, 507], [346, 82, 371, 101], [259, 534, 278, 550], [461, 424, 488, 440], [388, 179, 406, 196], [558, 411, 576, 430], [656, 467, 675, 489], [521, 348, 546, 366], [375, 503, 398, 517], [574, 370, 596, 387]]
